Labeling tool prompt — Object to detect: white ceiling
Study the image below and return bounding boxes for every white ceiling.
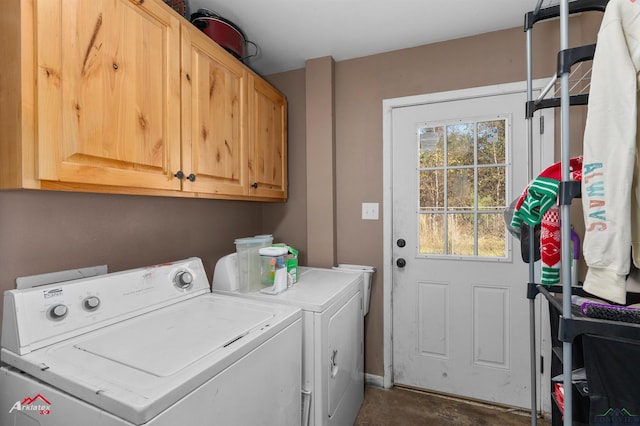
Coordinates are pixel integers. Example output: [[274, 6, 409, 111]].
[[188, 0, 541, 76]]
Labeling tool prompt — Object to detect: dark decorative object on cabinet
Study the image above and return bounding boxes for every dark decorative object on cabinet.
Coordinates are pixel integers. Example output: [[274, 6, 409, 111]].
[[163, 0, 190, 18], [191, 9, 258, 62]]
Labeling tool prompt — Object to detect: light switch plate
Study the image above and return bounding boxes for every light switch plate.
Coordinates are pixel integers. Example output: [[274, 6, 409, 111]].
[[362, 202, 379, 220]]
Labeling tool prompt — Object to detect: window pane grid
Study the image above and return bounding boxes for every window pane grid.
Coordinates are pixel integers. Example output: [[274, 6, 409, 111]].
[[417, 117, 508, 258]]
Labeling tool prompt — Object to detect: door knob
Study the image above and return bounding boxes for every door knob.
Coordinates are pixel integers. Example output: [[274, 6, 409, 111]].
[[397, 239, 406, 248], [396, 258, 406, 268]]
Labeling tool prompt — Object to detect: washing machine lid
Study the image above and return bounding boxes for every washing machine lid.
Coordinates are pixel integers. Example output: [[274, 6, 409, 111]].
[[2, 293, 300, 425], [75, 295, 271, 376], [258, 267, 363, 312]]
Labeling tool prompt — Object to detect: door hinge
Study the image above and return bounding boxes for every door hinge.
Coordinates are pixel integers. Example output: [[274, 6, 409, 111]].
[[540, 116, 545, 134], [540, 355, 544, 375]]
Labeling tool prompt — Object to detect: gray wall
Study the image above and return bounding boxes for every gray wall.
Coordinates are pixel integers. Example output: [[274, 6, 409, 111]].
[[0, 190, 263, 317]]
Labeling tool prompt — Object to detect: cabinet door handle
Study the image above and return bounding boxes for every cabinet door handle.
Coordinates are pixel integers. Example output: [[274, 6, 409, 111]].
[[174, 171, 184, 180], [251, 182, 258, 189], [187, 173, 196, 182]]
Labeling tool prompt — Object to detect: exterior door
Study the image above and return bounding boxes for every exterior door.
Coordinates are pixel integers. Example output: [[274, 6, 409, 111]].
[[391, 83, 553, 408]]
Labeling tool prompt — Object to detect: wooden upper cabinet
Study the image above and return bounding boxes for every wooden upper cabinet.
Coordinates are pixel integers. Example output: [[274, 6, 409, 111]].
[[181, 24, 248, 196], [249, 75, 288, 200], [37, 0, 182, 190], [1, 0, 286, 200]]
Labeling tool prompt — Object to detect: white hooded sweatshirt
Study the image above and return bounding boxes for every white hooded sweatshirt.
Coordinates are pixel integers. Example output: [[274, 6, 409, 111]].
[[581, 0, 640, 304]]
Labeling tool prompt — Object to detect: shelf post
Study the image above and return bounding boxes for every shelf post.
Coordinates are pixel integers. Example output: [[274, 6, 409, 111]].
[[525, 20, 539, 426], [559, 1, 574, 425]]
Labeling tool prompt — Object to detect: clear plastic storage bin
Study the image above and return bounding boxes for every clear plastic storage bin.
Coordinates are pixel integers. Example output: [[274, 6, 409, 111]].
[[234, 235, 272, 292]]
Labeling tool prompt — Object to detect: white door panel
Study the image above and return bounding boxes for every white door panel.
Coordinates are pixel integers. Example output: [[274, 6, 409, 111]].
[[390, 83, 553, 409]]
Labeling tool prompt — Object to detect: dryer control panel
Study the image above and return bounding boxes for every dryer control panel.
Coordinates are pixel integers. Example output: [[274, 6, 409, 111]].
[[1, 258, 210, 356]]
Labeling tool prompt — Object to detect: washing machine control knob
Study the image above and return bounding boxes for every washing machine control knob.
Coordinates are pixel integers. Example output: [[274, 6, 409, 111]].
[[49, 304, 68, 320], [174, 271, 194, 289], [83, 296, 101, 311]]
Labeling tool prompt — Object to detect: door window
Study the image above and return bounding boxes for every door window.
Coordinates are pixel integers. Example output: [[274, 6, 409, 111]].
[[418, 117, 508, 258]]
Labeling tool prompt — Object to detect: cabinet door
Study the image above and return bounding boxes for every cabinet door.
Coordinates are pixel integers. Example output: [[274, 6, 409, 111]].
[[249, 76, 288, 200], [37, 0, 182, 190], [181, 25, 248, 196]]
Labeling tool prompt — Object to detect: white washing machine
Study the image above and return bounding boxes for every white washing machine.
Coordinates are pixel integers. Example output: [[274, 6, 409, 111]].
[[0, 258, 302, 426], [212, 259, 364, 426]]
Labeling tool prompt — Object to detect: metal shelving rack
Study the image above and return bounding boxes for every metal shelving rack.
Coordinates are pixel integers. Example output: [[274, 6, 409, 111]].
[[524, 1, 607, 425]]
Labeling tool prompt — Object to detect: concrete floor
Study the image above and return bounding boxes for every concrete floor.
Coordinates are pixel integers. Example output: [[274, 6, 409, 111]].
[[355, 386, 551, 426]]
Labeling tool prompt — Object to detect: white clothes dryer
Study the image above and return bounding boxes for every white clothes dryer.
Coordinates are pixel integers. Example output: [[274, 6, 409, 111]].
[[1, 258, 302, 426], [213, 262, 364, 426]]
